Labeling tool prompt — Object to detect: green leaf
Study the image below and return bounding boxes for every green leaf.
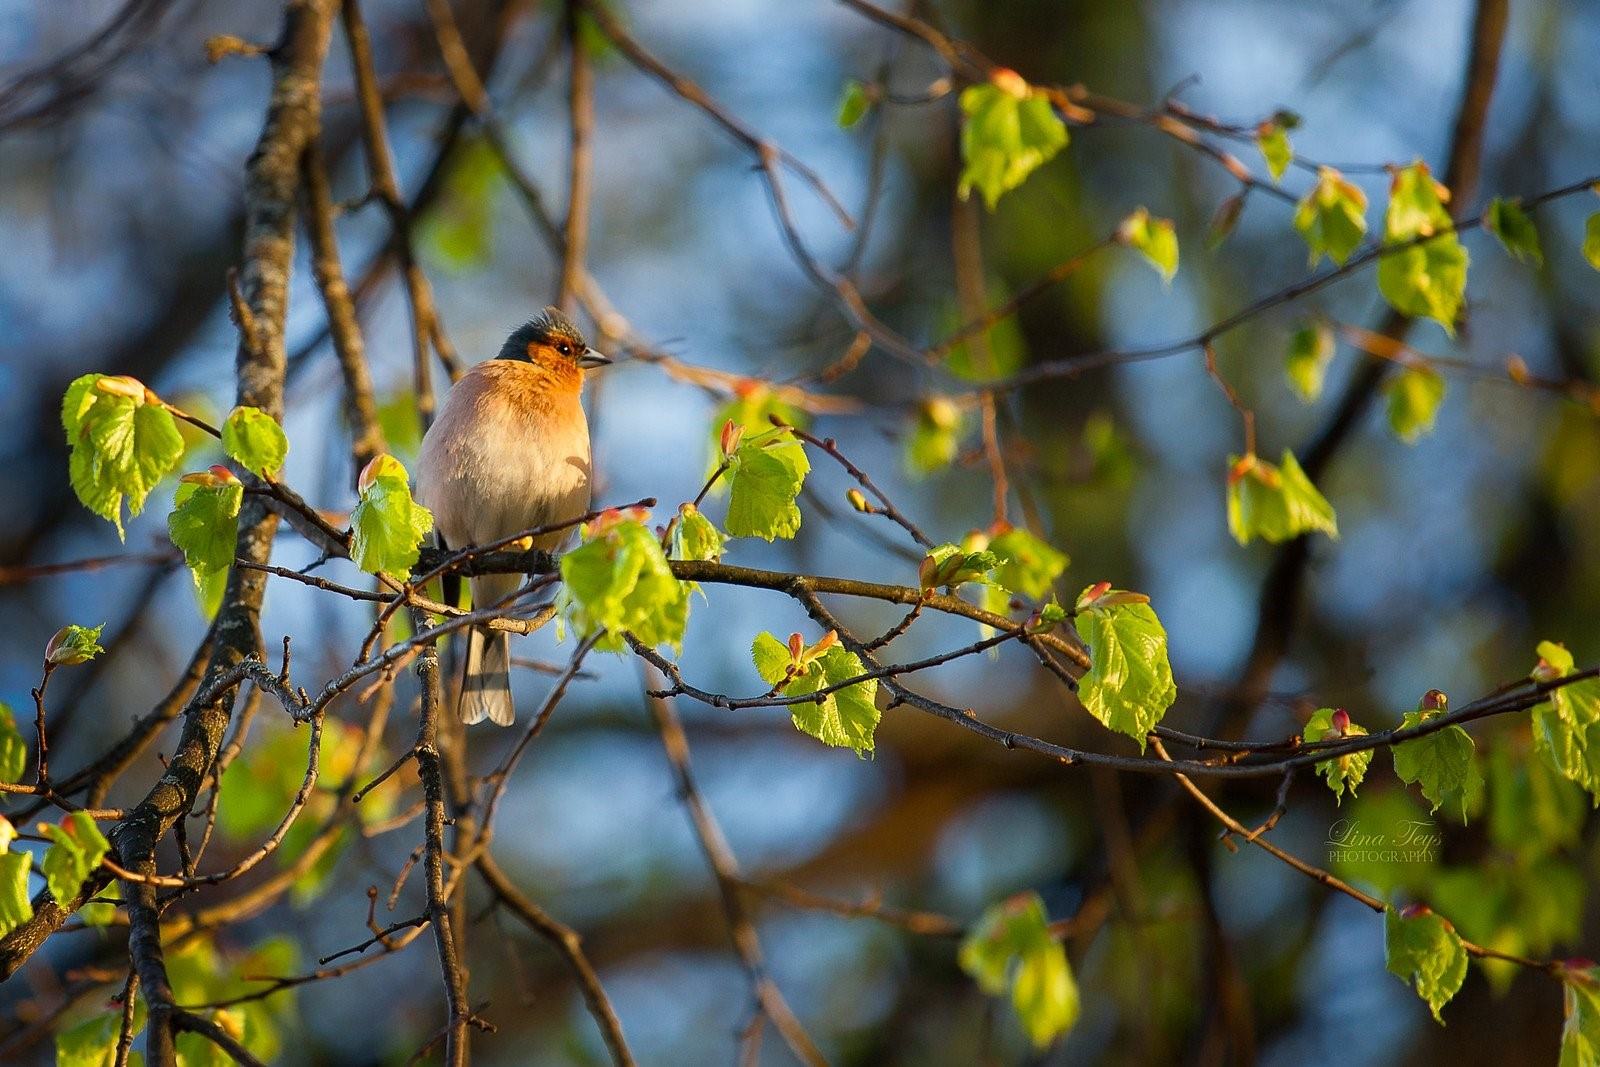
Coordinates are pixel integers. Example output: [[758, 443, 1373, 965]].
[[988, 527, 1068, 599], [62, 374, 185, 539], [751, 633, 879, 756], [1256, 122, 1292, 182], [46, 623, 105, 666], [1226, 450, 1339, 545], [1384, 905, 1468, 1023], [1377, 162, 1468, 332], [1584, 212, 1600, 272], [220, 405, 288, 478], [1529, 640, 1600, 803], [959, 892, 1079, 1049], [1073, 589, 1176, 747], [560, 513, 689, 653], [1393, 709, 1482, 823], [1562, 967, 1600, 1067], [672, 503, 726, 562], [419, 136, 502, 271], [1384, 366, 1446, 443], [375, 392, 423, 457], [1119, 207, 1178, 282], [168, 474, 243, 585], [0, 851, 31, 938], [837, 79, 871, 129], [724, 427, 809, 541], [80, 880, 121, 927], [1293, 166, 1368, 266], [1488, 734, 1586, 860], [1285, 322, 1335, 403], [905, 397, 965, 476], [1303, 708, 1371, 802], [0, 703, 25, 784], [349, 454, 433, 575], [919, 543, 1003, 591], [957, 80, 1068, 211], [56, 1010, 139, 1067], [40, 811, 110, 905], [1485, 197, 1543, 267]]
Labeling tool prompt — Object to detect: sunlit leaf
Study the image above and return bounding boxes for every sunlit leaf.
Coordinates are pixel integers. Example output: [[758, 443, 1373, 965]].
[[220, 405, 288, 479], [1073, 585, 1176, 747], [1393, 702, 1482, 823], [560, 511, 689, 653], [957, 76, 1068, 211], [1529, 640, 1600, 803], [46, 623, 105, 667], [989, 527, 1068, 599], [349, 454, 433, 576], [725, 427, 808, 541], [905, 397, 966, 476], [0, 851, 31, 938], [1293, 166, 1368, 266], [1377, 161, 1468, 332], [1384, 365, 1446, 443], [959, 891, 1079, 1049], [0, 703, 26, 784], [1562, 965, 1600, 1067], [672, 503, 726, 562], [1385, 904, 1468, 1023], [1226, 450, 1338, 545], [1256, 121, 1292, 182], [62, 374, 185, 538], [1303, 708, 1371, 802], [40, 811, 110, 905], [1285, 321, 1335, 403], [751, 632, 879, 756], [1119, 207, 1178, 282], [168, 470, 243, 586]]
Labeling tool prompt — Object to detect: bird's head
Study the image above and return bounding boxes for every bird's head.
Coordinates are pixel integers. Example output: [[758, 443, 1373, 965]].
[[496, 307, 612, 371]]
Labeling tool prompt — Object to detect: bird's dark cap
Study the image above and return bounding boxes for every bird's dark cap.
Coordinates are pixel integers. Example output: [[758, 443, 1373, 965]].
[[497, 306, 590, 362]]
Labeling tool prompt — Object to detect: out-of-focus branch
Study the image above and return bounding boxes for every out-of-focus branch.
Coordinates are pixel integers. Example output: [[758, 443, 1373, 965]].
[[559, 0, 593, 313]]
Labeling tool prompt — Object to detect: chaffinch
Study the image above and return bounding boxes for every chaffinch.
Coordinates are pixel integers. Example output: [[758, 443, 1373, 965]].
[[416, 307, 609, 725]]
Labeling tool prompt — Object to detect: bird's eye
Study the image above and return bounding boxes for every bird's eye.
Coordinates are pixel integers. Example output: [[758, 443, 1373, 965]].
[[557, 343, 571, 356]]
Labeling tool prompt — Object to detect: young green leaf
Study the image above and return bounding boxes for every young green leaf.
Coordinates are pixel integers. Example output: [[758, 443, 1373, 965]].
[[905, 396, 966, 476], [958, 891, 1079, 1049], [1484, 197, 1543, 267], [1561, 965, 1600, 1067], [39, 811, 110, 905], [837, 78, 871, 129], [1393, 702, 1482, 823], [221, 405, 289, 478], [1528, 640, 1600, 802], [724, 427, 809, 541], [1256, 121, 1292, 182], [55, 1008, 143, 1067], [62, 373, 185, 538], [1226, 450, 1339, 545], [1119, 207, 1179, 282], [168, 468, 243, 586], [46, 624, 105, 667], [0, 850, 31, 939], [1487, 735, 1586, 861], [349, 454, 433, 575], [1384, 365, 1446, 443], [1293, 166, 1368, 266], [919, 543, 1003, 592], [1072, 585, 1176, 748], [1384, 905, 1468, 1023], [1376, 162, 1468, 332], [988, 527, 1068, 599], [751, 632, 879, 756], [1303, 708, 1371, 802], [561, 511, 689, 652], [1285, 322, 1335, 403], [0, 703, 27, 784], [672, 503, 726, 562], [957, 75, 1068, 211], [79, 880, 121, 927], [1585, 212, 1600, 271]]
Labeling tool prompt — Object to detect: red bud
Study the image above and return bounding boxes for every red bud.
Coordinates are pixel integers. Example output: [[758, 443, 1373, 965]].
[[1331, 708, 1351, 734], [1420, 689, 1448, 713], [1398, 903, 1431, 920], [990, 68, 1029, 99], [787, 633, 805, 662], [719, 419, 744, 458]]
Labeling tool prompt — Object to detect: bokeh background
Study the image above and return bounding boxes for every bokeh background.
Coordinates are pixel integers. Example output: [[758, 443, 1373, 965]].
[[2, 0, 1599, 1063]]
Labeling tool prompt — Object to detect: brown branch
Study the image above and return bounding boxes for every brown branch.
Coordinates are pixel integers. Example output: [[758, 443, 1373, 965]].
[[559, 0, 593, 313]]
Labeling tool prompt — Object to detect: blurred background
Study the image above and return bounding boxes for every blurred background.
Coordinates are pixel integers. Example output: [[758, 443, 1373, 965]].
[[2, 0, 1598, 1063]]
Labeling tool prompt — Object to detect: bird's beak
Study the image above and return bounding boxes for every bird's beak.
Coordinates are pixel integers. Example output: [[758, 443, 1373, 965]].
[[579, 350, 613, 368]]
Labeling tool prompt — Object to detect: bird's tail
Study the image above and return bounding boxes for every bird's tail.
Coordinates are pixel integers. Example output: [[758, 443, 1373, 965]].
[[460, 575, 516, 726]]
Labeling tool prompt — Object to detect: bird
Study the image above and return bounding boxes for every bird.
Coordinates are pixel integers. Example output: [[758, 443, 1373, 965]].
[[415, 307, 610, 725]]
